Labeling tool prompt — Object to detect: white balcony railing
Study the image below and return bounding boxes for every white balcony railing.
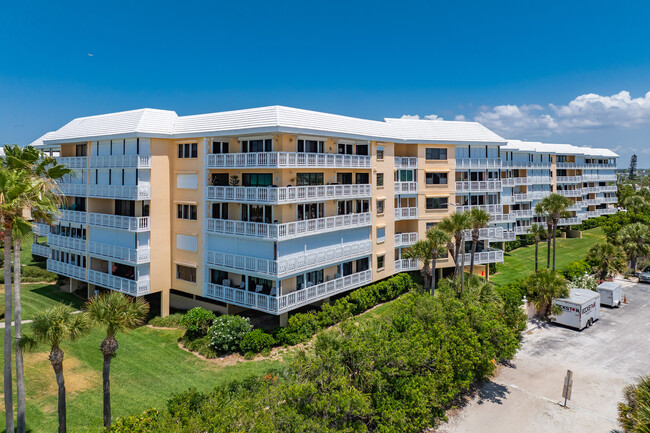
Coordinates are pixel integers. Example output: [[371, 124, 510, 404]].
[[205, 184, 372, 204], [204, 269, 373, 314], [455, 204, 503, 215], [395, 258, 419, 272], [599, 208, 617, 215], [557, 162, 616, 169], [463, 227, 508, 241], [492, 213, 516, 223], [33, 223, 50, 236], [556, 176, 582, 183], [88, 154, 151, 169], [31, 243, 50, 257], [394, 182, 418, 194], [501, 176, 552, 186], [602, 196, 618, 204], [459, 249, 504, 265], [47, 260, 86, 280], [394, 157, 418, 169], [87, 241, 150, 264], [58, 183, 87, 196], [57, 210, 87, 224], [456, 158, 502, 169], [455, 180, 502, 193], [394, 207, 418, 220], [87, 270, 150, 296], [557, 189, 583, 198], [395, 232, 418, 247], [206, 212, 372, 240], [87, 213, 151, 232], [57, 156, 87, 169], [206, 152, 371, 169], [88, 185, 151, 200], [502, 161, 551, 169], [48, 234, 86, 252], [206, 240, 372, 278], [512, 209, 535, 218], [582, 174, 617, 181]]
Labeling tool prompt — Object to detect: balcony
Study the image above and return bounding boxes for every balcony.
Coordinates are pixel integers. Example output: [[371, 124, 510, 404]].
[[87, 241, 150, 264], [582, 174, 617, 181], [48, 234, 86, 252], [557, 162, 616, 169], [88, 154, 151, 169], [204, 269, 372, 314], [395, 232, 418, 247], [87, 270, 150, 296], [206, 152, 371, 169], [33, 223, 50, 236], [502, 161, 551, 169], [456, 158, 502, 169], [395, 258, 419, 272], [88, 184, 151, 200], [47, 260, 86, 280], [394, 207, 418, 220], [512, 191, 550, 202], [602, 197, 617, 204], [599, 208, 617, 215], [58, 183, 87, 196], [394, 182, 418, 194], [57, 156, 87, 169], [206, 240, 372, 278], [556, 176, 582, 184], [501, 176, 552, 187], [567, 203, 585, 211], [512, 209, 534, 218], [87, 213, 150, 232], [205, 184, 372, 204], [455, 180, 502, 193], [491, 213, 516, 223], [558, 217, 582, 226], [32, 243, 50, 257], [206, 212, 372, 240], [455, 204, 503, 215], [57, 210, 87, 224], [557, 189, 583, 198], [463, 227, 509, 241], [394, 157, 417, 169], [459, 249, 504, 264]]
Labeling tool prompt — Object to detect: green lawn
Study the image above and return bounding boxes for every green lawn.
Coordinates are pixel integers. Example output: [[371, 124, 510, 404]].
[[490, 227, 606, 286], [1, 326, 281, 432]]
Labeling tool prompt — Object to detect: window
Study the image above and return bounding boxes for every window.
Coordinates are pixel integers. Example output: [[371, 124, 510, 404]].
[[377, 227, 385, 242], [426, 197, 448, 209], [355, 173, 369, 184], [212, 141, 229, 154], [212, 203, 229, 219], [75, 144, 87, 157], [211, 173, 229, 186], [425, 148, 447, 160], [176, 265, 196, 283], [296, 173, 324, 186], [242, 139, 272, 153], [356, 144, 369, 156], [242, 204, 272, 223], [115, 200, 135, 217], [426, 222, 435, 231], [337, 173, 353, 185], [298, 139, 324, 153], [377, 146, 384, 160], [242, 173, 273, 187], [426, 172, 448, 185], [178, 143, 198, 158], [177, 204, 197, 220], [396, 170, 414, 182], [376, 173, 384, 186], [338, 143, 353, 155], [376, 199, 385, 215], [297, 203, 324, 220], [377, 255, 385, 269], [177, 173, 199, 189]]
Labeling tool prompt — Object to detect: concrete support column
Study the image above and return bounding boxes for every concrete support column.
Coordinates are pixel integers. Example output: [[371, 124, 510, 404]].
[[279, 312, 289, 328], [161, 289, 170, 317], [87, 283, 96, 299]]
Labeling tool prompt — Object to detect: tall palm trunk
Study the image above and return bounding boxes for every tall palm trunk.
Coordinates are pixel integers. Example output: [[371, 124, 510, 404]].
[[469, 232, 479, 276], [4, 224, 14, 433], [552, 223, 558, 270], [14, 236, 26, 433], [49, 345, 67, 433], [546, 222, 552, 269], [454, 236, 462, 277], [534, 239, 539, 272], [101, 335, 118, 428], [430, 253, 438, 295]]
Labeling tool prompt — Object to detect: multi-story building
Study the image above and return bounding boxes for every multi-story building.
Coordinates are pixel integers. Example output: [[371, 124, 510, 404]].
[[30, 106, 618, 324]]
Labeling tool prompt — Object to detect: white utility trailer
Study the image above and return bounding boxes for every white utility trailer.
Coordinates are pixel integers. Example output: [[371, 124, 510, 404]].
[[596, 281, 622, 307], [551, 289, 600, 330]]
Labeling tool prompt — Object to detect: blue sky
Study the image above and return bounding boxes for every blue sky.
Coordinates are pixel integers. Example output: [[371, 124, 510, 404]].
[[2, 0, 650, 166]]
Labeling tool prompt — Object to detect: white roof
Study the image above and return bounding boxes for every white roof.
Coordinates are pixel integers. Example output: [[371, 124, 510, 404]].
[[29, 131, 59, 147], [38, 105, 506, 145], [560, 288, 600, 304], [505, 140, 618, 158]]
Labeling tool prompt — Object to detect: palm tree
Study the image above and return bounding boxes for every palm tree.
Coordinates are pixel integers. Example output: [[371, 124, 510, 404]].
[[528, 223, 547, 272], [587, 242, 627, 281], [468, 208, 491, 276], [623, 195, 647, 214], [617, 222, 650, 273], [26, 306, 91, 433], [403, 239, 433, 289], [524, 269, 569, 317], [1, 145, 70, 433], [438, 212, 471, 277], [534, 202, 553, 269], [537, 193, 572, 270], [85, 292, 149, 428], [426, 227, 450, 295]]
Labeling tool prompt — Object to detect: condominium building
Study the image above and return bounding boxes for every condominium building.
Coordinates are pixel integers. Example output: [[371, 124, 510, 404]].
[[30, 106, 618, 323]]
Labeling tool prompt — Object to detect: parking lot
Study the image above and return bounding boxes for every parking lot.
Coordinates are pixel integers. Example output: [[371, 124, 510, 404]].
[[438, 279, 650, 433]]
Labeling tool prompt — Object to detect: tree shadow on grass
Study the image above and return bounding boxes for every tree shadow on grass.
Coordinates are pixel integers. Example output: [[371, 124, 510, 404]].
[[30, 284, 85, 310]]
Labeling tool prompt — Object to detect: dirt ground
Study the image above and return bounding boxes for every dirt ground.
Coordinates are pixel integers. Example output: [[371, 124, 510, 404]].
[[437, 278, 650, 433]]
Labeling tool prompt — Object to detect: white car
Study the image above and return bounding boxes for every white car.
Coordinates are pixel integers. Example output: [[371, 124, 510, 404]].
[[639, 265, 650, 283]]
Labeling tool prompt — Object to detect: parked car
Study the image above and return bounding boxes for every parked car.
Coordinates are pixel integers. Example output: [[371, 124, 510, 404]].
[[639, 265, 650, 283]]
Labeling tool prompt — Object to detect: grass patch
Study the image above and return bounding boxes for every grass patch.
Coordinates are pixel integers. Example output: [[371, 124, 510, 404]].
[[491, 227, 605, 286], [0, 283, 84, 321], [0, 325, 281, 432]]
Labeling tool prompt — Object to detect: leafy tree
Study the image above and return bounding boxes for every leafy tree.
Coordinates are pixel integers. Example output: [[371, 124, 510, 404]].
[[426, 226, 450, 295], [618, 374, 650, 433], [528, 223, 547, 272], [587, 242, 627, 280], [403, 239, 433, 289], [179, 307, 217, 339], [468, 208, 491, 276], [536, 193, 573, 270], [438, 212, 471, 278], [629, 154, 638, 180], [624, 195, 648, 214], [85, 292, 149, 428], [24, 306, 91, 433], [617, 222, 650, 272], [524, 269, 569, 317]]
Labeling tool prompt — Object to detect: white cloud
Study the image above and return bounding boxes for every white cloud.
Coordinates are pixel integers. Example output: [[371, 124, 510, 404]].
[[400, 114, 421, 119], [400, 114, 444, 120], [423, 114, 443, 120], [473, 91, 650, 137], [454, 114, 467, 121]]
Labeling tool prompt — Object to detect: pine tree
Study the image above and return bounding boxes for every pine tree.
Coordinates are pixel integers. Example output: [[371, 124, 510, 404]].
[[629, 154, 637, 180]]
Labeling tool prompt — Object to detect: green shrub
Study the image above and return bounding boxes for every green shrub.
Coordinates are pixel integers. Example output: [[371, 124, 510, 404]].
[[208, 315, 252, 354], [618, 374, 650, 432], [559, 259, 591, 281], [244, 351, 256, 360], [107, 408, 161, 432], [149, 313, 184, 328], [167, 388, 208, 424], [180, 307, 217, 339], [240, 329, 275, 353], [182, 335, 219, 358], [0, 265, 57, 283]]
